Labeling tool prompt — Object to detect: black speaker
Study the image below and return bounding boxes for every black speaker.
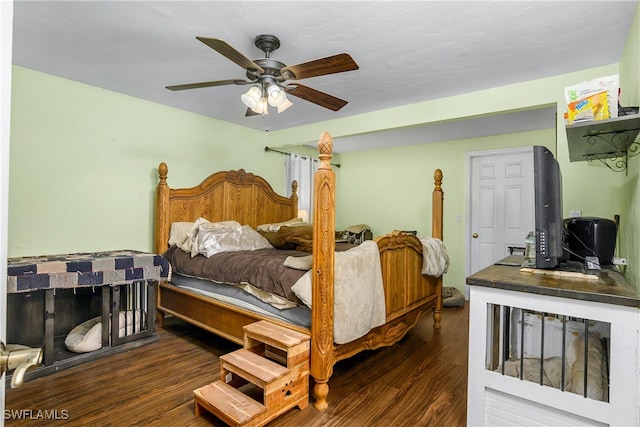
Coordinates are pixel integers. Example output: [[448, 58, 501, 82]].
[[565, 217, 617, 265]]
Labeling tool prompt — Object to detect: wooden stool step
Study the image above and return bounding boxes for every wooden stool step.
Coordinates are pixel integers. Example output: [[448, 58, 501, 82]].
[[243, 320, 310, 350], [194, 381, 266, 426], [221, 348, 289, 388], [195, 322, 311, 426]]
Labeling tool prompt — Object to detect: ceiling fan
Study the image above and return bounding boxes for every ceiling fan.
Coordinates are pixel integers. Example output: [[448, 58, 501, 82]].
[[166, 34, 359, 116]]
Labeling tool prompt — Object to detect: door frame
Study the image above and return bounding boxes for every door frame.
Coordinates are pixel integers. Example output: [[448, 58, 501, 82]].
[[1, 1, 14, 421], [465, 146, 534, 298]]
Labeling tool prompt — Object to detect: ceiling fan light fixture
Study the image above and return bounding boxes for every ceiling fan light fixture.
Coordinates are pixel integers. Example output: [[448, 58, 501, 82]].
[[251, 97, 269, 115], [241, 86, 261, 110], [267, 84, 286, 107], [277, 98, 293, 114]]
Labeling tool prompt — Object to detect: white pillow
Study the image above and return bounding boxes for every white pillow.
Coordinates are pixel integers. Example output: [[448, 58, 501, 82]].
[[211, 220, 244, 228], [197, 224, 273, 258], [284, 255, 313, 270], [64, 311, 145, 353], [179, 217, 242, 257], [168, 222, 194, 247], [64, 316, 102, 353], [257, 217, 304, 232]]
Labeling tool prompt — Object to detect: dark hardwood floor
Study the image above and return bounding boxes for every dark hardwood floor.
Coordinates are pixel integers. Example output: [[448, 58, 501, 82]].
[[5, 304, 469, 426]]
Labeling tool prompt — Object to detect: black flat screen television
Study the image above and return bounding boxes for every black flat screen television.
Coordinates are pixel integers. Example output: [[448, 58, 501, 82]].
[[533, 146, 565, 269]]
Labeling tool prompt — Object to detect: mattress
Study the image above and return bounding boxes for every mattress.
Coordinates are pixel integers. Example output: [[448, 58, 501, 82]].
[[169, 273, 311, 328]]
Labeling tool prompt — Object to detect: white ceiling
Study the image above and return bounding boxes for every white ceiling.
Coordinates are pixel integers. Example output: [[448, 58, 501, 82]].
[[11, 1, 638, 152]]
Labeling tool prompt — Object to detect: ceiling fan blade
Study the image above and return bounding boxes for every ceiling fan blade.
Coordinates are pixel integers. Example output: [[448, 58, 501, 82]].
[[281, 53, 358, 80], [286, 84, 348, 111], [166, 79, 246, 91], [196, 37, 264, 73], [245, 108, 260, 117]]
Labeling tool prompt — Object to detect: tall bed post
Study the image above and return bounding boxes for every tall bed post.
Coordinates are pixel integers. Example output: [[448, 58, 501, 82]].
[[432, 168, 444, 329], [310, 132, 336, 411], [154, 162, 170, 326], [155, 162, 170, 255]]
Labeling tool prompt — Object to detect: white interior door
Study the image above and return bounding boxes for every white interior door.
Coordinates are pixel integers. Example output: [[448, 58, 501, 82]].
[[466, 148, 534, 292], [1, 1, 14, 422]]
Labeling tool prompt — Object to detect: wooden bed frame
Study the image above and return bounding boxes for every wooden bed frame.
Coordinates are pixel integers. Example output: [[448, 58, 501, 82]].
[[154, 132, 444, 411]]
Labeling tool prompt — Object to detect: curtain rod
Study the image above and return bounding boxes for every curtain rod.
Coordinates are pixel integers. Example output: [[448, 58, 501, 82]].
[[264, 146, 341, 168]]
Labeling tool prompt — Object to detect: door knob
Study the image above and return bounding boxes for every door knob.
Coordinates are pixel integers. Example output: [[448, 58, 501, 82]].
[[472, 233, 478, 238], [0, 341, 42, 388]]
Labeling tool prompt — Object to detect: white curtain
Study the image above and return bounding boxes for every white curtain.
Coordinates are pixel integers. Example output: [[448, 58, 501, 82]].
[[285, 152, 319, 222]]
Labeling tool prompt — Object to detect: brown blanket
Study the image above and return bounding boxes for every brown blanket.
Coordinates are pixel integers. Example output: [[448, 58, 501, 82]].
[[163, 246, 308, 303], [276, 226, 313, 252]]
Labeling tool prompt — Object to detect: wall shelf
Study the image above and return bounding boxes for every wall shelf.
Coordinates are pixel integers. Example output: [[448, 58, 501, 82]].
[[566, 113, 640, 172]]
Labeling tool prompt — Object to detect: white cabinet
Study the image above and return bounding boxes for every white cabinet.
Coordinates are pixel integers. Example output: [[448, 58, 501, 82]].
[[466, 261, 640, 426]]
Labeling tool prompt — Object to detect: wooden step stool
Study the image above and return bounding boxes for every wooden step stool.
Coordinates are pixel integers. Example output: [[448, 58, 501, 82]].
[[194, 320, 310, 426]]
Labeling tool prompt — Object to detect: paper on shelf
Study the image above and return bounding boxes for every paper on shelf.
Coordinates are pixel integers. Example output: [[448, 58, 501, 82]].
[[564, 74, 619, 120]]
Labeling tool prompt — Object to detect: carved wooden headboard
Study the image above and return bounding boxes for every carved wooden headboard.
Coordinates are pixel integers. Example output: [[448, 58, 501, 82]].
[[154, 163, 298, 253]]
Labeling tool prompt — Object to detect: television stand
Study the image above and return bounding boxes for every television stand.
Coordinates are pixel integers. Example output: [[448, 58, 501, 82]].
[[466, 255, 639, 426]]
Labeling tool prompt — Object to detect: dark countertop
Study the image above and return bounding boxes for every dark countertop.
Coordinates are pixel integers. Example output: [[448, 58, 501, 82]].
[[466, 255, 640, 308]]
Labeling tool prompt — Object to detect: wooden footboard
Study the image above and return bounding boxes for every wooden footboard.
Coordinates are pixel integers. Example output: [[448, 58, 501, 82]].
[[377, 231, 441, 321], [330, 231, 443, 358]]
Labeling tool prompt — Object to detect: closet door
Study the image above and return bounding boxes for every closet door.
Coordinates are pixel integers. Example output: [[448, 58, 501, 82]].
[[467, 148, 534, 285]]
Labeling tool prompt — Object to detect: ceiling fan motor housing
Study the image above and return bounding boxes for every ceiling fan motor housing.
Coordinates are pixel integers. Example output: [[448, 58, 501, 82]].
[[254, 34, 280, 57], [247, 58, 286, 81]]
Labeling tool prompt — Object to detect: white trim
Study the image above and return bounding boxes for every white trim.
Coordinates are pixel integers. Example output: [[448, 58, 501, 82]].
[[466, 146, 534, 160], [0, 0, 13, 421]]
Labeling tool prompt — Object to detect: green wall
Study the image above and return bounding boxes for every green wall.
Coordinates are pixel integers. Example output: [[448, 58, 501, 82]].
[[9, 66, 281, 256], [9, 5, 639, 294], [618, 5, 640, 291]]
